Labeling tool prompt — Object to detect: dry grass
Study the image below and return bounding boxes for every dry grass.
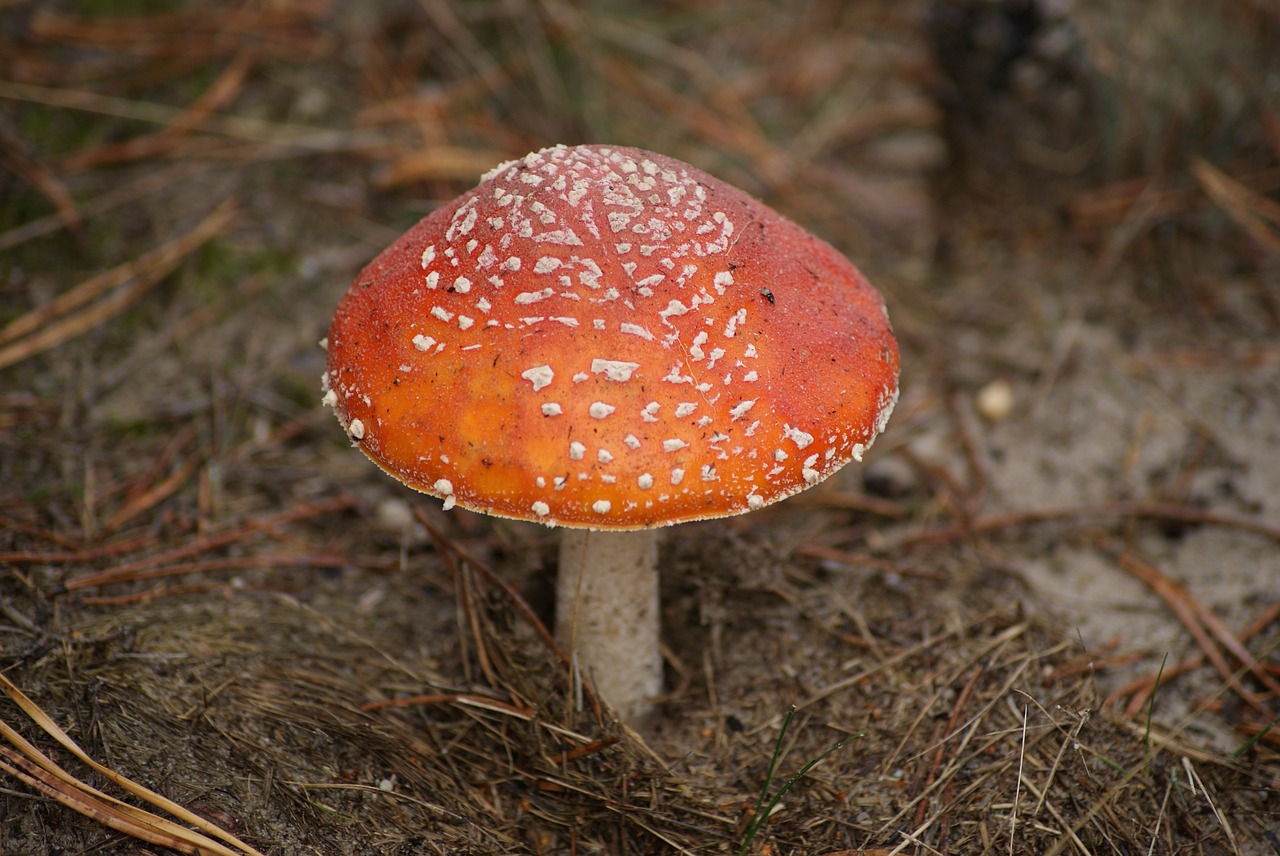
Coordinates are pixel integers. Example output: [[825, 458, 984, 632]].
[[2, 0, 1278, 853]]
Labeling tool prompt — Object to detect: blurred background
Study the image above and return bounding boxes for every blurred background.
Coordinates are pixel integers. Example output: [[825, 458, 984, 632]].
[[1, 1, 1278, 853]]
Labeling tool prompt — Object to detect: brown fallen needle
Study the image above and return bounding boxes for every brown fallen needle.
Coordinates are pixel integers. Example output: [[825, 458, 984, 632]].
[[63, 48, 257, 172], [62, 496, 353, 592], [892, 501, 1280, 550], [1117, 552, 1280, 718], [0, 671, 262, 856], [1108, 600, 1280, 717], [0, 198, 237, 371]]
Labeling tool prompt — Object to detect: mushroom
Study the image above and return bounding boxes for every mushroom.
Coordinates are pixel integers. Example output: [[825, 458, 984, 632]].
[[324, 144, 899, 724]]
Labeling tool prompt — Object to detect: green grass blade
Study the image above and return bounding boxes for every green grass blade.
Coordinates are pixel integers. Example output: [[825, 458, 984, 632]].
[[737, 706, 860, 856]]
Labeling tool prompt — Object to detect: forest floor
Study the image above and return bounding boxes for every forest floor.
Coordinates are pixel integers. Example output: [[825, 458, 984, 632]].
[[1, 1, 1277, 853]]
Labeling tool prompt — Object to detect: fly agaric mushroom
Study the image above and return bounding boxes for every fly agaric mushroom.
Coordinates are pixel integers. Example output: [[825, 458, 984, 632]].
[[324, 144, 898, 724]]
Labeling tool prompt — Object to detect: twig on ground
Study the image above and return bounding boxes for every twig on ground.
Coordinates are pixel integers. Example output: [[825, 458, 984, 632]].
[[1192, 158, 1280, 256], [0, 121, 81, 236], [63, 48, 258, 172], [0, 199, 237, 370], [1116, 552, 1280, 716], [79, 580, 299, 606], [891, 501, 1280, 551], [61, 496, 354, 591], [1106, 599, 1280, 715], [792, 544, 946, 582]]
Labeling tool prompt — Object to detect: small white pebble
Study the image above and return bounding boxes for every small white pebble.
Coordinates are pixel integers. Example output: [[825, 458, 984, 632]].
[[976, 378, 1015, 421], [374, 498, 414, 531]]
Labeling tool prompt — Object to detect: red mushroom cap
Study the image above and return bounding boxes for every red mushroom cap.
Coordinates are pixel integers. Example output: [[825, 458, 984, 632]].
[[325, 144, 898, 529]]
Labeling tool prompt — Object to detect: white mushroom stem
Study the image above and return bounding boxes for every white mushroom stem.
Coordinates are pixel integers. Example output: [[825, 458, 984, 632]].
[[556, 529, 662, 724]]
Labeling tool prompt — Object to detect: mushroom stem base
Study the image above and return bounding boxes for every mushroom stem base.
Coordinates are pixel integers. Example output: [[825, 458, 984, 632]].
[[556, 529, 662, 725]]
